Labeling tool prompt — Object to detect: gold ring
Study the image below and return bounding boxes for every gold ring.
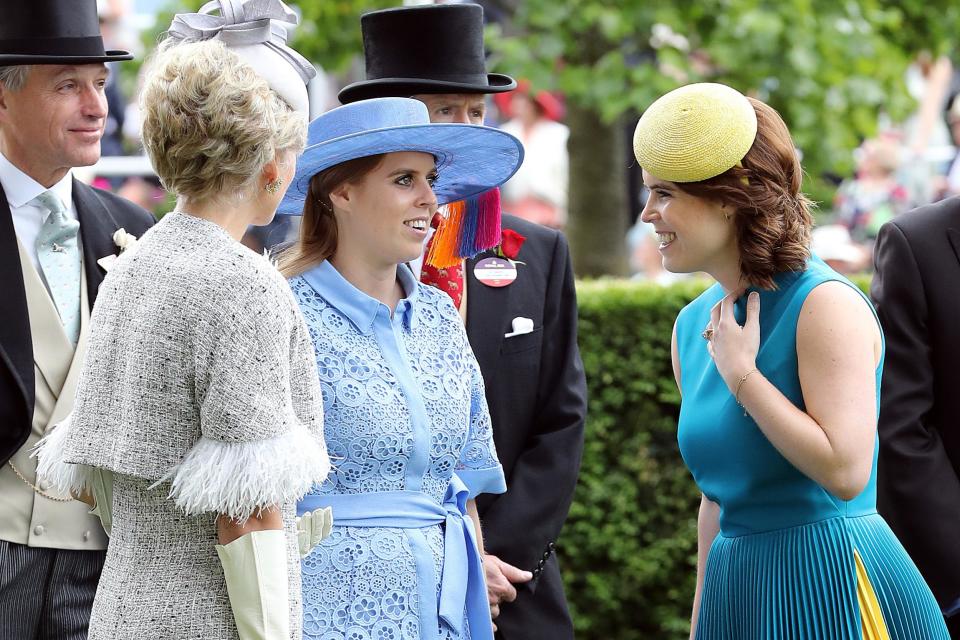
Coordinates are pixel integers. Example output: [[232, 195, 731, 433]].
[[701, 327, 714, 341]]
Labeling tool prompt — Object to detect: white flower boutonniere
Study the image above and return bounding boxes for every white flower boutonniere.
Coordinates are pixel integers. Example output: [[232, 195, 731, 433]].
[[113, 228, 138, 252], [98, 228, 140, 273]]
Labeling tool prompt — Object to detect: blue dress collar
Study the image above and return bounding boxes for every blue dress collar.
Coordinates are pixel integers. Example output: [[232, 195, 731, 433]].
[[300, 260, 421, 335]]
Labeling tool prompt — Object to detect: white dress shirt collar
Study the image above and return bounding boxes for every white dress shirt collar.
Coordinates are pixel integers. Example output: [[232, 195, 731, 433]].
[[1, 150, 80, 275], [0, 150, 74, 215]]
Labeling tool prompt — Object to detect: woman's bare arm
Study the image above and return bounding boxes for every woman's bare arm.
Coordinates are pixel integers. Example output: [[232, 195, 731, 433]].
[[217, 506, 284, 545], [712, 283, 881, 500]]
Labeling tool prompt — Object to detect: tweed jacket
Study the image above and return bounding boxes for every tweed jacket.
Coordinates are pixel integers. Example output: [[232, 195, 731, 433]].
[[41, 211, 329, 516], [34, 211, 331, 638]]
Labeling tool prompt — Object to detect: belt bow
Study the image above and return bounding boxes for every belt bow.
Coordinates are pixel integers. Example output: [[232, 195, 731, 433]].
[[298, 474, 492, 639]]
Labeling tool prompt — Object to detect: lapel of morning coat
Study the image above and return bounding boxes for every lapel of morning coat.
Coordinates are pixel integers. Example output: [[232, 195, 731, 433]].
[[948, 227, 960, 272], [15, 233, 91, 422], [465, 252, 515, 361], [73, 178, 121, 307], [0, 184, 35, 449]]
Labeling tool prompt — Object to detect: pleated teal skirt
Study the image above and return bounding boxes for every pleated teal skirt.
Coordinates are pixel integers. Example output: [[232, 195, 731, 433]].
[[694, 514, 948, 639], [677, 263, 950, 639]]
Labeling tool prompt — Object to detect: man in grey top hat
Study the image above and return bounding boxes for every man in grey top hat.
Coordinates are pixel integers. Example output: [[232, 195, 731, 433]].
[[340, 5, 587, 639], [0, 0, 154, 637]]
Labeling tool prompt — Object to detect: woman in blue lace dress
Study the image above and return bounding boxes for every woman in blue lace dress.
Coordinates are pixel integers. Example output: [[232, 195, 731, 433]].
[[276, 98, 524, 640]]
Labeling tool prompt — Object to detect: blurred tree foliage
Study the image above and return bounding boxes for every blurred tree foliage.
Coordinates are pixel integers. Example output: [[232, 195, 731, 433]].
[[143, 1, 959, 276], [485, 0, 960, 275], [289, 0, 393, 72], [145, 1, 391, 74]]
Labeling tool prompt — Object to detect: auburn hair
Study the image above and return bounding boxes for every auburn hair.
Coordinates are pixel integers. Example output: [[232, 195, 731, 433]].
[[674, 98, 813, 289], [278, 154, 386, 277]]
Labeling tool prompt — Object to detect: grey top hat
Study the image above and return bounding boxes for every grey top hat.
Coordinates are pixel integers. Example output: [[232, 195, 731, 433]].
[[0, 0, 132, 65]]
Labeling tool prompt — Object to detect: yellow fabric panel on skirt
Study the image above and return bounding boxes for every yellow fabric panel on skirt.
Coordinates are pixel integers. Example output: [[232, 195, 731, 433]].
[[856, 549, 891, 640]]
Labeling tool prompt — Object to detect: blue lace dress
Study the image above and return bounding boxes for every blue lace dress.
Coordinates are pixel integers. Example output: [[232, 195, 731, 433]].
[[289, 260, 506, 640]]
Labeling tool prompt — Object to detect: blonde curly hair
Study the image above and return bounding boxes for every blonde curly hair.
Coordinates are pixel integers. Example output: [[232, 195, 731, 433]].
[[140, 39, 306, 203]]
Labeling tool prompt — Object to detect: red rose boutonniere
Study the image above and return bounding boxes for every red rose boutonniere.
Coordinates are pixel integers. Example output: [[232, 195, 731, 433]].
[[497, 229, 526, 261]]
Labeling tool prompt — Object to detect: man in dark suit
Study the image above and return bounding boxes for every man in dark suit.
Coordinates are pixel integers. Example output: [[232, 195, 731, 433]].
[[0, 1, 154, 637], [872, 197, 960, 637], [339, 5, 587, 638]]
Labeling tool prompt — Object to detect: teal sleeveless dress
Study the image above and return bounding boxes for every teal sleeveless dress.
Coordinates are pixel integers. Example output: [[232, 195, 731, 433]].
[[676, 257, 948, 639]]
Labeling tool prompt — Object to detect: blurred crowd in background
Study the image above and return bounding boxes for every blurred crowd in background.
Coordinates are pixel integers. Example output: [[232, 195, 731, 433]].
[[626, 51, 960, 282], [89, 0, 960, 281], [88, 0, 574, 254]]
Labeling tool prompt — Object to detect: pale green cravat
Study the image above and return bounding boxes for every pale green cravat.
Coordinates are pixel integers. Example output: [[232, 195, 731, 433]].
[[33, 190, 81, 346]]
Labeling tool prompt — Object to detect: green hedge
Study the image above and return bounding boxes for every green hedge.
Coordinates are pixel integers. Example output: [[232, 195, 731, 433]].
[[564, 275, 871, 639], [563, 278, 706, 639]]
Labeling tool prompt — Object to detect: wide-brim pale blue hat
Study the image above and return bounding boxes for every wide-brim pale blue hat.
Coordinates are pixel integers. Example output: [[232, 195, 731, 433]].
[[278, 97, 525, 215]]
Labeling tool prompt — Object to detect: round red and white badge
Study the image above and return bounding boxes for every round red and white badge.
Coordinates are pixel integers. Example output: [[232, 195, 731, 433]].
[[474, 257, 517, 287]]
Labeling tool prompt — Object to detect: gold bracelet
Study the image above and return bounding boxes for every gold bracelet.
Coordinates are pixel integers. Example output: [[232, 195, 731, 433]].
[[734, 368, 760, 409]]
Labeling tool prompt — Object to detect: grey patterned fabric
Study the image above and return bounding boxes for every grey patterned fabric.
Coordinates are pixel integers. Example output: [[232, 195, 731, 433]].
[[62, 211, 326, 486], [33, 189, 82, 346], [38, 211, 329, 638], [87, 474, 301, 640], [0, 540, 105, 640]]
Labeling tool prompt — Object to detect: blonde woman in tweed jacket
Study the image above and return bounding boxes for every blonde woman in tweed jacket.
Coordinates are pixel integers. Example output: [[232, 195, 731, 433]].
[[34, 4, 331, 639]]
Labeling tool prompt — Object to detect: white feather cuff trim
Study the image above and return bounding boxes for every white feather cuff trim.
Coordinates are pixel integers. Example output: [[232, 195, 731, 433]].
[[163, 424, 331, 522], [32, 414, 95, 495]]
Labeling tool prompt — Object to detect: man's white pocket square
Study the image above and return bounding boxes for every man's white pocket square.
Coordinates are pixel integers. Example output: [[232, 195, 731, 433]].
[[504, 316, 535, 338]]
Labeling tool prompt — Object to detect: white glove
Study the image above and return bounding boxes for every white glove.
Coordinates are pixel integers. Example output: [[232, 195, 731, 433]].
[[296, 507, 333, 559], [88, 467, 114, 536], [215, 529, 290, 640]]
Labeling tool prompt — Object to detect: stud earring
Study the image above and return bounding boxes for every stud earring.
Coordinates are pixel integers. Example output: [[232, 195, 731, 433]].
[[265, 179, 283, 194]]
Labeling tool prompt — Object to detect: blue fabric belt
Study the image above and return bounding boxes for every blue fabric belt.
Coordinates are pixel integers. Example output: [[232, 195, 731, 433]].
[[298, 475, 491, 640]]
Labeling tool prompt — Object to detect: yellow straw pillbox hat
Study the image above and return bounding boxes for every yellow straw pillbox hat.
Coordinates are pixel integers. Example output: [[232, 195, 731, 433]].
[[633, 82, 758, 183]]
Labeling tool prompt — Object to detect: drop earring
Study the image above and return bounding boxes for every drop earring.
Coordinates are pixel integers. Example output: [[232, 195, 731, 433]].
[[265, 179, 283, 194]]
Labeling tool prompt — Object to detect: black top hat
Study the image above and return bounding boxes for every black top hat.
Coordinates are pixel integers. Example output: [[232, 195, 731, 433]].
[[0, 0, 133, 65], [338, 3, 515, 104]]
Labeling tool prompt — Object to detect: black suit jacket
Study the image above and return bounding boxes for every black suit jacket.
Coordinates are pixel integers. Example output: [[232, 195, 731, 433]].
[[872, 198, 960, 614], [0, 179, 155, 464], [467, 215, 587, 640]]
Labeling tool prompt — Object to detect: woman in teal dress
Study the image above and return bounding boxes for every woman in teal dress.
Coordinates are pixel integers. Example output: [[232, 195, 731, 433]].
[[633, 82, 949, 639]]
